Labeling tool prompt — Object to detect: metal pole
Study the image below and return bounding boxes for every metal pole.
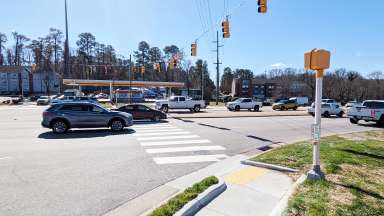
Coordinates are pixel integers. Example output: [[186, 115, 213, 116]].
[[64, 0, 70, 78], [216, 31, 220, 105], [129, 54, 132, 104], [308, 69, 325, 180]]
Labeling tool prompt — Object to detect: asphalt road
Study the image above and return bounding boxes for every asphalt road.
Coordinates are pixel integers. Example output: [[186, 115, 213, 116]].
[[0, 105, 380, 216]]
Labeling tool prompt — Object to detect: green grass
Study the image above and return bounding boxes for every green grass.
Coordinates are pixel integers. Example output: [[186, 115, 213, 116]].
[[252, 130, 384, 216], [149, 176, 219, 216]]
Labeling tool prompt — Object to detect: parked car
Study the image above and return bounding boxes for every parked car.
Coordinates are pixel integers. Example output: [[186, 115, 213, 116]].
[[347, 100, 384, 126], [37, 96, 51, 105], [41, 102, 133, 133], [289, 97, 309, 106], [345, 101, 360, 108], [272, 99, 298, 110], [308, 103, 344, 117], [115, 104, 167, 121], [155, 96, 206, 113], [226, 98, 262, 111]]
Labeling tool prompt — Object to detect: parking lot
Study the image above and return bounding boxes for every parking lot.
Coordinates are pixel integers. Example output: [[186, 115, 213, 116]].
[[0, 104, 381, 216]]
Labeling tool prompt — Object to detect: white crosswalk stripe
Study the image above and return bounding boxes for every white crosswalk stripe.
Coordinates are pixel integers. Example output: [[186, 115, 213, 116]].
[[133, 131, 191, 137], [146, 145, 225, 154], [133, 123, 227, 165], [153, 154, 228, 164], [140, 139, 211, 146], [137, 135, 200, 141]]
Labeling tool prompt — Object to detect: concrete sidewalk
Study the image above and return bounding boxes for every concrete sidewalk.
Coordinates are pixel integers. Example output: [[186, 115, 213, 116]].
[[104, 155, 295, 216]]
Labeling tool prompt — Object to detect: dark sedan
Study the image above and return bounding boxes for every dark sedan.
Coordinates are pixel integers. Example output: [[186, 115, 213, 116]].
[[116, 104, 167, 122]]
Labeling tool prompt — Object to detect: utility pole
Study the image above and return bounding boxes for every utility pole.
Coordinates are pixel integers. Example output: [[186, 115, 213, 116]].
[[129, 54, 132, 104], [213, 31, 223, 105], [64, 0, 70, 78]]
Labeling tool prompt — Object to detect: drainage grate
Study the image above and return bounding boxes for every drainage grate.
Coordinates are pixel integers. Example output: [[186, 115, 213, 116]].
[[257, 146, 272, 151]]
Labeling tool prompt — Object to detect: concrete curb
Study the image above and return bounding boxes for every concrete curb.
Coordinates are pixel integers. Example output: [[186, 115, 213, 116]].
[[241, 160, 299, 173], [269, 174, 306, 216], [174, 177, 227, 216]]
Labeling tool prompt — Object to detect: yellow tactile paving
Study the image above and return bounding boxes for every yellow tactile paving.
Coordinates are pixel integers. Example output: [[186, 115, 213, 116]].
[[225, 167, 269, 185]]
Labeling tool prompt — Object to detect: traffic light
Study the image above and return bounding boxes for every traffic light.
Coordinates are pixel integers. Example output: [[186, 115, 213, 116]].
[[221, 18, 230, 38], [141, 65, 145, 74], [31, 64, 37, 72], [154, 63, 161, 72], [173, 59, 177, 68], [191, 42, 197, 56], [258, 0, 267, 13]]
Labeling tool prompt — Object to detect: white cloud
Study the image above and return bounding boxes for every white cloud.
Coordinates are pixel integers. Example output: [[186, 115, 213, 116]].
[[270, 63, 287, 68]]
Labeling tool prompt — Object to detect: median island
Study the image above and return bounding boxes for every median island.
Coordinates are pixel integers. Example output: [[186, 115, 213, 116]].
[[252, 130, 384, 216], [149, 176, 219, 216]]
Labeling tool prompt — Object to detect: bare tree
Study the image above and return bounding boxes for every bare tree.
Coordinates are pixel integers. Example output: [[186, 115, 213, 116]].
[[0, 32, 7, 65]]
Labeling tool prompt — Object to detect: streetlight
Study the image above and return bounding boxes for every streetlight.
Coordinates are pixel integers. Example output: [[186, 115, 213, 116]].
[[304, 48, 331, 180]]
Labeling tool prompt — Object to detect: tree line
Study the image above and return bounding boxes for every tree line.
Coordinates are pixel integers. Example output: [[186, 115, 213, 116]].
[[220, 67, 384, 103], [0, 29, 216, 98]]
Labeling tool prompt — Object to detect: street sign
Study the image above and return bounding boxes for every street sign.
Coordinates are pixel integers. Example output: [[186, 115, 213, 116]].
[[311, 123, 320, 142]]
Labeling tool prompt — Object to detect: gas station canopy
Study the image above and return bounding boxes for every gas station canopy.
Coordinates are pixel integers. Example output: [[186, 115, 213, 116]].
[[63, 79, 185, 88]]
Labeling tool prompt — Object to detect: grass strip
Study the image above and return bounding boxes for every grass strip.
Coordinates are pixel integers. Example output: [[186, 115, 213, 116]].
[[149, 176, 219, 216], [251, 130, 384, 216]]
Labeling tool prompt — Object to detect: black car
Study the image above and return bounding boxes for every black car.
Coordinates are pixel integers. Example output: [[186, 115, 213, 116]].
[[116, 104, 167, 122]]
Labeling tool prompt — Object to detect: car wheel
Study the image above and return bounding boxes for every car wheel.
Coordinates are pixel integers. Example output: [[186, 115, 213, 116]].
[[323, 111, 330, 118], [152, 115, 161, 122], [110, 119, 124, 131], [51, 120, 68, 134], [280, 106, 285, 110], [254, 105, 260, 112], [235, 105, 240, 111], [310, 113, 315, 117], [337, 111, 344, 118], [161, 105, 168, 113], [350, 118, 358, 124], [194, 105, 201, 112], [293, 106, 298, 110]]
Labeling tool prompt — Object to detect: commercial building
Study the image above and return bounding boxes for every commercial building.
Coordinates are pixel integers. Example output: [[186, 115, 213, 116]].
[[0, 66, 60, 95], [231, 78, 281, 100]]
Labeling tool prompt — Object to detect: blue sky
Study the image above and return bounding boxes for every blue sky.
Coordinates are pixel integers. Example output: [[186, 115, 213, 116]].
[[1, 0, 384, 79]]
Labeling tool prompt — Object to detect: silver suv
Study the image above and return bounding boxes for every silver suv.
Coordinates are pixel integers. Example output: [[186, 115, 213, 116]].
[[41, 102, 133, 133]]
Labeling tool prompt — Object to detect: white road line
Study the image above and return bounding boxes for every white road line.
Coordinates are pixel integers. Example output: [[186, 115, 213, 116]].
[[146, 145, 226, 154], [132, 126, 177, 130], [131, 125, 173, 129], [134, 129, 183, 133], [0, 156, 12, 160], [133, 131, 191, 137], [140, 139, 211, 146], [137, 135, 200, 141], [153, 154, 228, 164]]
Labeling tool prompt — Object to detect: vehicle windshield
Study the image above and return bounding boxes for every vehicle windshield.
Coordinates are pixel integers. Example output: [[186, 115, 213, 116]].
[[40, 96, 48, 99]]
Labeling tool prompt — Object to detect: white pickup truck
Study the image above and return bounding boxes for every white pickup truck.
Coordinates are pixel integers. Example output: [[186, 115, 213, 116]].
[[226, 98, 263, 112], [308, 103, 344, 117], [155, 96, 206, 113], [347, 100, 384, 126]]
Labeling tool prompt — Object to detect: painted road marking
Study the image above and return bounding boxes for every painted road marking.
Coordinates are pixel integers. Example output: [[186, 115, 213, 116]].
[[225, 167, 269, 185], [131, 124, 174, 129], [134, 129, 184, 133], [153, 154, 228, 164], [137, 135, 200, 141], [132, 126, 177, 131], [140, 139, 211, 146], [133, 131, 191, 137], [146, 145, 226, 154]]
